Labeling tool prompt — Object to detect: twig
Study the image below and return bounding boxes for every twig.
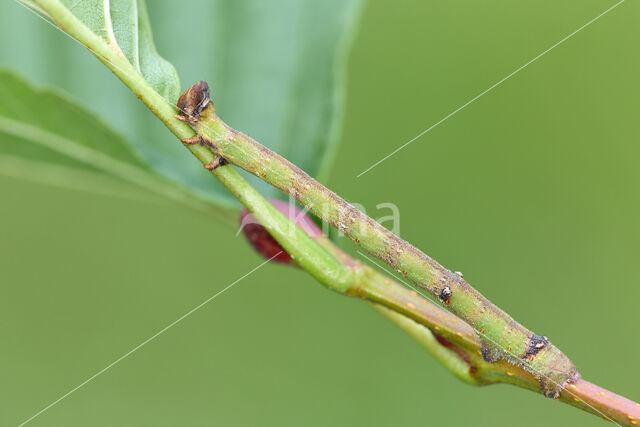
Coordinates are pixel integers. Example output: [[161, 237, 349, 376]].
[[26, 1, 639, 423]]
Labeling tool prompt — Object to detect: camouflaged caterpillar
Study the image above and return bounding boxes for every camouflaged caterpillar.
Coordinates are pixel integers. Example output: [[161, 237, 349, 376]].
[[175, 81, 580, 398]]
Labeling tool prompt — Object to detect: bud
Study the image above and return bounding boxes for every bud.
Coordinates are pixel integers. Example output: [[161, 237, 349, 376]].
[[239, 199, 322, 264]]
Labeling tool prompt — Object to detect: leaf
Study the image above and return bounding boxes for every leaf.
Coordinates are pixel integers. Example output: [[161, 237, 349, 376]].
[[0, 69, 144, 173], [2, 0, 364, 205], [160, 0, 365, 196], [0, 69, 236, 220], [58, 0, 181, 103]]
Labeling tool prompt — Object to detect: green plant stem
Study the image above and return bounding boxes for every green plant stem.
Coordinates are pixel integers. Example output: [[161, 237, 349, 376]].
[[373, 304, 478, 386], [27, 0, 481, 361], [375, 301, 640, 425], [31, 0, 192, 141], [28, 0, 353, 298], [29, 1, 640, 423], [318, 237, 640, 425], [215, 166, 352, 293]]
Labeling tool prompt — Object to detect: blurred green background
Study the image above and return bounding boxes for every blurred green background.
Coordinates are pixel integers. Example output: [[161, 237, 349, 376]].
[[1, 0, 638, 425]]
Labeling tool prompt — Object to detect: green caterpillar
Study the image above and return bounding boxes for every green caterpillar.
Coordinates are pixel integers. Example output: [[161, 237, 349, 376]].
[[176, 81, 579, 398]]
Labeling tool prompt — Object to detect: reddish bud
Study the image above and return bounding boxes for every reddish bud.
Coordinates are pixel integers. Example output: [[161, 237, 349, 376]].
[[239, 199, 322, 264]]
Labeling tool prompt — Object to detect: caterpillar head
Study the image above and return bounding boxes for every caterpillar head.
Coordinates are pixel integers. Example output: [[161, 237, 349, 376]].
[[177, 80, 211, 124]]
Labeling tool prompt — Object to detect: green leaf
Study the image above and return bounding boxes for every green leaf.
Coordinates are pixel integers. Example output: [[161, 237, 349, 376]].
[[0, 69, 235, 220], [159, 0, 365, 196], [57, 0, 180, 103], [2, 0, 364, 205], [0, 69, 145, 176]]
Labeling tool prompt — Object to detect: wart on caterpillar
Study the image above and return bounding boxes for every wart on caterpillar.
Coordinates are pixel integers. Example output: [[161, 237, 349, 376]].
[[439, 285, 452, 304], [524, 334, 549, 359]]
